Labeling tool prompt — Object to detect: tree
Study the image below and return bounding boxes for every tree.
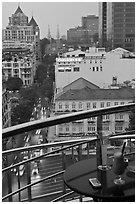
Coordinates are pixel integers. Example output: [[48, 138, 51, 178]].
[[6, 77, 23, 92], [35, 63, 47, 84], [40, 38, 50, 59], [39, 77, 54, 101], [19, 85, 39, 106], [11, 101, 33, 125]]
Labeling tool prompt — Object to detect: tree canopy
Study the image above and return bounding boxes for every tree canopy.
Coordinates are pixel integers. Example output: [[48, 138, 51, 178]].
[[35, 63, 47, 84], [6, 77, 23, 92]]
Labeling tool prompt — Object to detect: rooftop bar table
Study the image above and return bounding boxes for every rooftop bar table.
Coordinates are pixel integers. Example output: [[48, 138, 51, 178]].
[[64, 158, 135, 202]]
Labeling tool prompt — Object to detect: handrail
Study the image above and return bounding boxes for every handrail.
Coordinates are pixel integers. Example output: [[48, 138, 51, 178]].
[[2, 170, 65, 201], [3, 138, 97, 172], [2, 103, 134, 139], [2, 137, 97, 156], [51, 191, 75, 202], [2, 103, 135, 202], [109, 135, 135, 140]]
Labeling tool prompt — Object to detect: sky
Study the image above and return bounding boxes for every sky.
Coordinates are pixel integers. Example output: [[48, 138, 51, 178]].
[[2, 1, 99, 39]]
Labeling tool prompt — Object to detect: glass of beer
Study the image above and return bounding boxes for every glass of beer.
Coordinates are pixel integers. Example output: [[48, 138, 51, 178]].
[[113, 152, 126, 185]]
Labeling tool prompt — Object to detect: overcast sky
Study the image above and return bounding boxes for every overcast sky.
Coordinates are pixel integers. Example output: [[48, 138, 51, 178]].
[[2, 1, 99, 39]]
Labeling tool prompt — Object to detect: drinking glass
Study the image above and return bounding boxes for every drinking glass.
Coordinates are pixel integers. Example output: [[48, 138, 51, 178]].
[[113, 152, 126, 185], [98, 140, 111, 171]]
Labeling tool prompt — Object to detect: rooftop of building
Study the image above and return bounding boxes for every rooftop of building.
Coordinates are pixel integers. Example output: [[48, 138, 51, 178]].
[[28, 16, 38, 27], [63, 77, 100, 91], [56, 86, 135, 101], [14, 5, 24, 14]]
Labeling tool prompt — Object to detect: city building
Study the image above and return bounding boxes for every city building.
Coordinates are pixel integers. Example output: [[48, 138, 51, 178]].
[[98, 2, 107, 48], [99, 2, 135, 52], [53, 78, 135, 141], [2, 80, 11, 128], [2, 5, 41, 70], [67, 15, 98, 46], [2, 46, 35, 86], [55, 47, 135, 93]]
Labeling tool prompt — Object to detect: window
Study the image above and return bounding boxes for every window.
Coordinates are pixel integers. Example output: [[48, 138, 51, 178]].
[[121, 102, 124, 105], [72, 102, 76, 109], [87, 102, 91, 109], [93, 67, 95, 71], [88, 126, 92, 131], [114, 102, 118, 106], [115, 114, 118, 120], [115, 126, 123, 131], [59, 126, 63, 132], [88, 126, 96, 132], [79, 126, 83, 132], [74, 67, 80, 72], [100, 102, 104, 108], [106, 115, 110, 120], [107, 102, 110, 107], [93, 102, 96, 108], [103, 126, 109, 131], [120, 114, 124, 120], [96, 67, 99, 71], [58, 103, 62, 109], [78, 102, 83, 110], [65, 103, 69, 109], [100, 66, 103, 71], [72, 126, 76, 132], [66, 126, 69, 132], [92, 117, 96, 120]]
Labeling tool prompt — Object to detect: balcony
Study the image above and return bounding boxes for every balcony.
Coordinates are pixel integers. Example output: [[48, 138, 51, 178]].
[[2, 104, 135, 202]]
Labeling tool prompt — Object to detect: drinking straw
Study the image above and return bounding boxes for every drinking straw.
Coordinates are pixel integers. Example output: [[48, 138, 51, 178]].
[[121, 142, 126, 155]]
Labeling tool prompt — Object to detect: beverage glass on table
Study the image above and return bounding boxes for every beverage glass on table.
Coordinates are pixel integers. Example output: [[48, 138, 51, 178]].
[[98, 138, 111, 171], [113, 152, 126, 185]]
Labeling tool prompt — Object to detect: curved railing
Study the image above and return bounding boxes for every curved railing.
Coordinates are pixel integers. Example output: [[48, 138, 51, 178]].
[[2, 103, 135, 202]]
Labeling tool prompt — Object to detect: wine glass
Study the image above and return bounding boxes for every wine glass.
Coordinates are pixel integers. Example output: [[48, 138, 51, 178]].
[[113, 152, 126, 185]]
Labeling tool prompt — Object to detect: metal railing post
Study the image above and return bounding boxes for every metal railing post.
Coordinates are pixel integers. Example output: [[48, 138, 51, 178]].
[[61, 147, 66, 201], [6, 156, 13, 202], [78, 145, 82, 161], [96, 116, 103, 166], [26, 151, 32, 201], [87, 142, 90, 158], [17, 166, 21, 201]]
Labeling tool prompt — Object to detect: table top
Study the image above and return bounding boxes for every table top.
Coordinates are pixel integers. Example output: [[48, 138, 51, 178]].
[[64, 158, 135, 202]]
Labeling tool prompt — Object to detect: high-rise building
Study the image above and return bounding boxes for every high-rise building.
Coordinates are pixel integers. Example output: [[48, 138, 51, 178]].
[[67, 15, 98, 46], [98, 2, 107, 47], [99, 2, 135, 52], [2, 5, 41, 69]]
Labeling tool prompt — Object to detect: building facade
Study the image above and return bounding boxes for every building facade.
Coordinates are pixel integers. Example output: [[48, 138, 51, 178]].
[[53, 78, 135, 142], [67, 15, 98, 46], [2, 46, 35, 86], [2, 81, 11, 128], [55, 47, 135, 93], [2, 5, 41, 70], [99, 2, 135, 52]]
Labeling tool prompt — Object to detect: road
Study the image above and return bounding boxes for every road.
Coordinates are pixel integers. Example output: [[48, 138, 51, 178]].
[[2, 100, 77, 202]]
